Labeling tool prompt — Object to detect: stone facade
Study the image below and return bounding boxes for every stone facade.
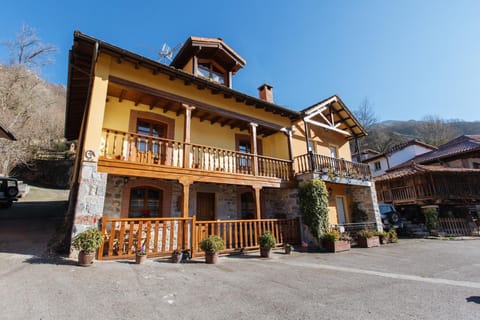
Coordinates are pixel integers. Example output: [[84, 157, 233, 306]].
[[72, 162, 107, 235], [351, 185, 382, 231], [262, 188, 299, 219]]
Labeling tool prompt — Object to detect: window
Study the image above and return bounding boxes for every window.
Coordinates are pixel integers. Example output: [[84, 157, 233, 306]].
[[129, 187, 163, 218], [307, 140, 316, 153], [374, 161, 382, 171], [136, 119, 166, 152], [329, 145, 338, 158], [238, 140, 251, 171], [196, 61, 226, 85], [473, 162, 480, 169]]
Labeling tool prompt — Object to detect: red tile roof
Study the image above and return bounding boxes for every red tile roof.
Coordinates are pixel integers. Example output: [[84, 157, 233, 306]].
[[374, 163, 480, 182]]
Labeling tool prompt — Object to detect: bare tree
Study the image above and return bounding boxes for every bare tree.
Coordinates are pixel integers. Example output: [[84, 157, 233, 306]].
[[2, 24, 57, 69], [353, 98, 377, 130], [0, 26, 64, 176], [417, 115, 459, 146]]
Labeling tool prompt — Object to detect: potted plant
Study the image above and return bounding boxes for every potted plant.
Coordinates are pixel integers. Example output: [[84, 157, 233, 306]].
[[199, 235, 225, 264], [374, 231, 389, 244], [284, 243, 293, 255], [71, 227, 105, 267], [357, 230, 380, 248], [259, 231, 276, 258], [388, 228, 398, 243], [321, 230, 351, 253], [135, 245, 147, 264], [171, 249, 183, 263]]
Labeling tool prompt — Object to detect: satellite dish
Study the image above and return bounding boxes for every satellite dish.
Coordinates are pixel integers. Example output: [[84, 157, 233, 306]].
[[158, 42, 182, 64]]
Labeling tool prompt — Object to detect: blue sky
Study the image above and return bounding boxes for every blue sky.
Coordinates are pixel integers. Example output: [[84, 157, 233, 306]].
[[1, 0, 479, 122]]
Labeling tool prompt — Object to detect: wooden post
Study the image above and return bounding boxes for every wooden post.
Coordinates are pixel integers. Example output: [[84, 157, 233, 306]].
[[253, 186, 262, 220], [179, 179, 192, 218], [191, 215, 196, 258], [250, 123, 258, 176], [183, 104, 195, 169]]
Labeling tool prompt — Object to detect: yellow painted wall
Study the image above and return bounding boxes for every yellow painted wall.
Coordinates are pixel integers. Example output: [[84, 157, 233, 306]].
[[83, 55, 111, 156], [107, 61, 292, 128], [262, 132, 289, 159], [291, 119, 352, 161], [325, 182, 353, 224]]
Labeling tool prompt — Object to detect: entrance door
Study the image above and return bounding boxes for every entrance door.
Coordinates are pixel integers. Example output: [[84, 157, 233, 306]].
[[335, 196, 346, 225], [196, 192, 215, 221]]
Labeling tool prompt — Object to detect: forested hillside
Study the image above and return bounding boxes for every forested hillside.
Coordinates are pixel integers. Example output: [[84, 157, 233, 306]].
[[0, 25, 66, 176]]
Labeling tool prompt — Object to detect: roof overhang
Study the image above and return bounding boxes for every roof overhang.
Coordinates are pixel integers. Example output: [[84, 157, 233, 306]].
[[301, 95, 367, 139], [171, 36, 246, 73], [65, 31, 299, 141]]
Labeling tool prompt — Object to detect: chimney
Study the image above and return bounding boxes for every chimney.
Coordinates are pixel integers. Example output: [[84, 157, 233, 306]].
[[258, 84, 274, 103]]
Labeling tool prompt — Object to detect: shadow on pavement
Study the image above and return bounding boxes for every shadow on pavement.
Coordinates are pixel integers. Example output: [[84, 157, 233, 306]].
[[0, 201, 68, 257]]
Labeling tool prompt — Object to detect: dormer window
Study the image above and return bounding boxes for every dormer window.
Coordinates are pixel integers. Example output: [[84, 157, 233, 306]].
[[197, 60, 227, 85]]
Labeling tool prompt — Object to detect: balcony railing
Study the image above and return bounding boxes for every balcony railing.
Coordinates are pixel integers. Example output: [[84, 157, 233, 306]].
[[101, 128, 292, 180], [294, 152, 371, 180]]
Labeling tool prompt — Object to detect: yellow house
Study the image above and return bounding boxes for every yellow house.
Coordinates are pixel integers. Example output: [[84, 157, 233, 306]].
[[65, 32, 380, 259]]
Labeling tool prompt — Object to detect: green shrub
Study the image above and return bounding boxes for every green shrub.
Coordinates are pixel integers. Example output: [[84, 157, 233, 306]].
[[72, 228, 104, 253], [357, 230, 374, 238], [423, 207, 439, 232], [199, 235, 225, 253], [388, 228, 398, 243], [321, 230, 340, 242], [259, 231, 276, 249], [298, 179, 329, 242]]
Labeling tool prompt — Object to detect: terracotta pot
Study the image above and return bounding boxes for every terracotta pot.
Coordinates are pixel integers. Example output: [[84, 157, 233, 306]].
[[357, 236, 380, 248], [135, 254, 147, 264], [322, 240, 351, 253], [260, 247, 272, 258], [172, 253, 182, 263], [205, 252, 218, 264], [78, 250, 95, 267]]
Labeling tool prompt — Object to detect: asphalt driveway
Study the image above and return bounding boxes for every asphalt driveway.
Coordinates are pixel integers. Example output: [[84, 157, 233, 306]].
[[1, 236, 479, 320]]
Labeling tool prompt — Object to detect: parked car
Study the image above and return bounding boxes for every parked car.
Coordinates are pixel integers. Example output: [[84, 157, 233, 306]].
[[378, 203, 402, 230], [0, 177, 20, 209]]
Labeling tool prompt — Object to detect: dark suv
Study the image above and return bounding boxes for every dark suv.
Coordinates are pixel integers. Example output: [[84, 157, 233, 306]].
[[379, 203, 401, 230], [0, 177, 20, 209]]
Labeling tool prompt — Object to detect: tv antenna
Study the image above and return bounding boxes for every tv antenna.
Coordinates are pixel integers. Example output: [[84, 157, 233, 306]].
[[158, 42, 182, 64]]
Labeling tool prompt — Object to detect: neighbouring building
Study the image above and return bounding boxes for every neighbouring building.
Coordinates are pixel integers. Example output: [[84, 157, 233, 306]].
[[65, 31, 380, 259], [375, 135, 480, 221], [362, 140, 436, 177]]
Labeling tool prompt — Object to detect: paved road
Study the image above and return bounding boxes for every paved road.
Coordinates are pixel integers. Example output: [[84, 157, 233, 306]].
[[1, 225, 479, 320]]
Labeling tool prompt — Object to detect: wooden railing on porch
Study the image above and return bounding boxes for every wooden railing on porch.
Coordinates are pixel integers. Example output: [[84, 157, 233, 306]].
[[193, 218, 301, 255], [98, 217, 192, 260], [98, 216, 301, 260], [294, 152, 371, 180], [101, 128, 292, 180]]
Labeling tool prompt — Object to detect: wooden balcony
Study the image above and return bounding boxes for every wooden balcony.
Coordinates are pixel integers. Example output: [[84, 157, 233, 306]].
[[98, 129, 293, 186], [294, 152, 371, 181]]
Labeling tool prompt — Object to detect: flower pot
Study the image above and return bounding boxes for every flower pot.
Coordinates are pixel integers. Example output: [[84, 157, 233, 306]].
[[357, 236, 380, 248], [285, 246, 292, 255], [323, 240, 351, 253], [379, 236, 389, 245], [171, 252, 182, 263], [78, 250, 95, 267], [205, 252, 218, 264], [135, 254, 147, 264], [260, 247, 272, 258]]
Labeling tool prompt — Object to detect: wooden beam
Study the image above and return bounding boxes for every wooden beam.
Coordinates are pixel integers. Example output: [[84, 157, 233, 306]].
[[134, 96, 141, 106], [163, 102, 173, 113], [149, 99, 158, 110], [118, 89, 127, 102], [209, 116, 221, 125], [199, 113, 210, 122], [109, 76, 285, 132], [221, 119, 232, 127]]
